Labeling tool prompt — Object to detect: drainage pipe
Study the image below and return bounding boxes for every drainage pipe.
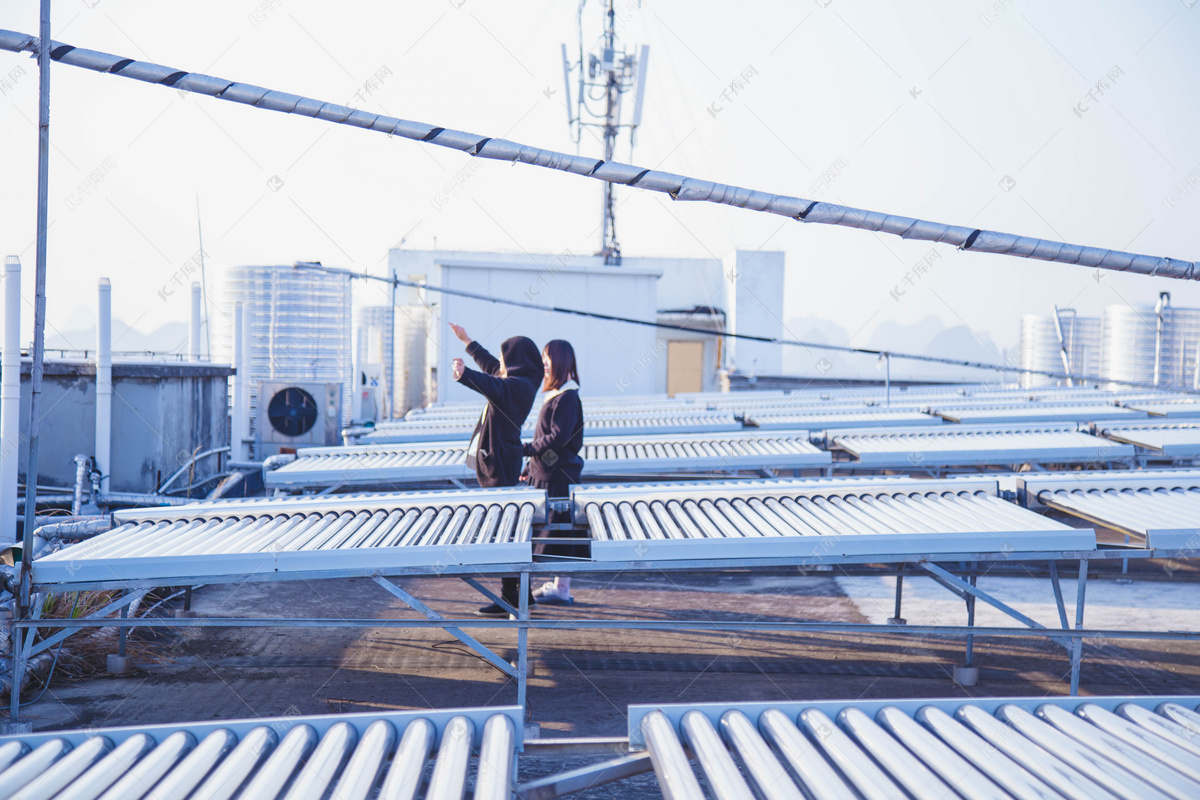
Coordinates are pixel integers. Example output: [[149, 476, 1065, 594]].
[[0, 257, 19, 545], [96, 278, 112, 495]]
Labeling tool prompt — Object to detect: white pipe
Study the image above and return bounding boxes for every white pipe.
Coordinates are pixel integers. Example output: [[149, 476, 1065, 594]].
[[96, 277, 112, 495], [239, 302, 252, 459], [189, 281, 202, 362], [1, 256, 19, 544], [231, 303, 246, 461], [71, 454, 88, 516]]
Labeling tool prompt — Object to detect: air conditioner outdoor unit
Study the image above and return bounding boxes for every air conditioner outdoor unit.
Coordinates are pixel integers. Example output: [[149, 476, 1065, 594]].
[[257, 380, 342, 457]]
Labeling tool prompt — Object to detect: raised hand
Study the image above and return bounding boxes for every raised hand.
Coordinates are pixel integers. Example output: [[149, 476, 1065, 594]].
[[449, 322, 472, 345]]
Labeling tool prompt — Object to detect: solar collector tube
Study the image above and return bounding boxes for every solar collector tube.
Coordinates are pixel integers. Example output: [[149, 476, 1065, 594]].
[[731, 498, 789, 536], [356, 508, 416, 548], [720, 499, 774, 537], [1075, 704, 1200, 783], [145, 729, 238, 800], [425, 716, 473, 800], [616, 502, 644, 540], [327, 720, 396, 800], [858, 495, 931, 534], [376, 718, 434, 800], [716, 710, 806, 800], [90, 518, 199, 559], [586, 504, 610, 541], [954, 704, 1116, 800], [391, 508, 438, 547], [1036, 704, 1200, 797], [913, 707, 1063, 800], [0, 740, 73, 799], [778, 497, 844, 536], [473, 716, 516, 800], [301, 510, 372, 551], [323, 510, 385, 550], [10, 735, 112, 800], [233, 725, 318, 800], [648, 501, 684, 539], [807, 496, 866, 533], [699, 499, 749, 539], [874, 707, 1009, 800], [0, 742, 28, 774], [454, 505, 488, 546], [419, 507, 456, 546], [680, 710, 758, 800], [640, 711, 705, 800], [838, 495, 906, 534], [756, 708, 859, 800], [796, 709, 905, 800], [497, 504, 523, 543], [126, 517, 242, 558], [280, 722, 358, 800], [1118, 704, 1200, 759], [995, 705, 1175, 800], [746, 498, 801, 536], [95, 731, 196, 800], [835, 707, 959, 800], [188, 726, 276, 800], [1156, 704, 1200, 736], [633, 501, 668, 539], [761, 497, 824, 536], [53, 734, 155, 800], [680, 499, 723, 539]]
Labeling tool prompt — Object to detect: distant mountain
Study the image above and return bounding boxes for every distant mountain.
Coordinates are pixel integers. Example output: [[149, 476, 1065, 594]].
[[44, 318, 193, 358]]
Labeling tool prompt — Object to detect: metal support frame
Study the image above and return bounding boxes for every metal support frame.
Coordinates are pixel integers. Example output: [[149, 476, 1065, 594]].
[[516, 752, 654, 799], [371, 576, 518, 681], [7, 548, 1181, 716]]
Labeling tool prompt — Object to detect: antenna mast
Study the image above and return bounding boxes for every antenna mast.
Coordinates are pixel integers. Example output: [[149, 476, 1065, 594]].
[[562, 1, 649, 265]]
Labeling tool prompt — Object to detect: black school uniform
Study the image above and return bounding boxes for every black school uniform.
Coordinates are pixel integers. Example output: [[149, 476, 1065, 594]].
[[455, 336, 542, 488], [522, 381, 587, 559]]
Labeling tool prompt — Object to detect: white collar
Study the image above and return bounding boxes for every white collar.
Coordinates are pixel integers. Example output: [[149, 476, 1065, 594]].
[[545, 379, 579, 400]]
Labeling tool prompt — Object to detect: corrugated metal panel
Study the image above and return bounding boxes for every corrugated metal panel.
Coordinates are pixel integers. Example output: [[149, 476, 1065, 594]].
[[0, 706, 521, 800], [266, 431, 832, 489], [574, 477, 1092, 561], [1098, 421, 1200, 457], [628, 696, 1200, 799], [35, 488, 546, 586], [1020, 470, 1200, 549], [833, 424, 1134, 467]]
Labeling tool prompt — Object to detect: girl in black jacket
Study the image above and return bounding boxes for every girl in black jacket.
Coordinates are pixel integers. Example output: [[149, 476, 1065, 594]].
[[450, 323, 542, 616], [522, 339, 586, 605]]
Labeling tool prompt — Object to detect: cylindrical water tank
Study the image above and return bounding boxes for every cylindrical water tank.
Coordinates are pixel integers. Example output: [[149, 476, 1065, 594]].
[[1162, 308, 1200, 390], [1100, 304, 1158, 388], [219, 265, 353, 433], [354, 305, 394, 417], [394, 304, 430, 415], [1018, 311, 1101, 388]]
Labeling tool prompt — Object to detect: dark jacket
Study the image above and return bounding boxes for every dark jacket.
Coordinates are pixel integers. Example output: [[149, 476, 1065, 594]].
[[456, 337, 541, 488], [522, 383, 584, 488]]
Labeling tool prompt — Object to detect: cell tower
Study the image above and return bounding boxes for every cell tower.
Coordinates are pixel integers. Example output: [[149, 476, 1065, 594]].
[[561, 1, 650, 265]]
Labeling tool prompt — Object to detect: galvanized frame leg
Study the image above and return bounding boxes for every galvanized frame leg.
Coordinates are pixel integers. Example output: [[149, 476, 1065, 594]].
[[371, 576, 517, 680], [1070, 559, 1089, 696], [888, 573, 905, 625], [518, 572, 529, 710], [1048, 561, 1070, 630], [9, 598, 43, 720], [965, 574, 976, 668]]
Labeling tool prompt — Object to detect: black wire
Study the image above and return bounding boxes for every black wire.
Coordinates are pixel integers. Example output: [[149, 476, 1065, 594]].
[[20, 592, 80, 707], [293, 262, 1200, 394]]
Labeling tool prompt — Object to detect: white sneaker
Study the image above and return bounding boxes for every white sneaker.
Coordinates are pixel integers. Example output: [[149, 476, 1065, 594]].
[[533, 581, 558, 599], [535, 582, 574, 605]]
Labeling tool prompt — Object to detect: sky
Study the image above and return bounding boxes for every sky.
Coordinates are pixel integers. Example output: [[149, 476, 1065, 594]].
[[1, 0, 1198, 375]]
